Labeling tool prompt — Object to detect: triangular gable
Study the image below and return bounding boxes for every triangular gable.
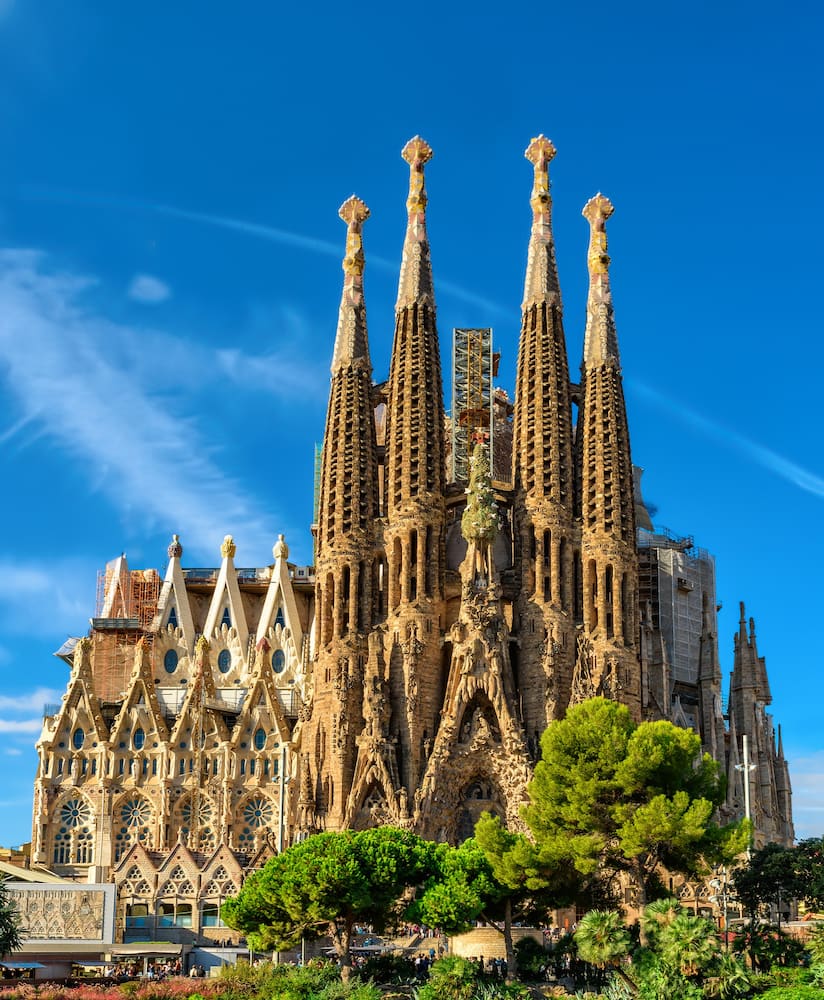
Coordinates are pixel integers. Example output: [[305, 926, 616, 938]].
[[112, 841, 158, 885], [51, 638, 109, 745], [203, 536, 249, 652], [152, 537, 197, 652], [256, 539, 304, 655], [170, 637, 230, 745], [230, 643, 292, 749], [155, 841, 200, 879], [100, 555, 131, 618], [109, 639, 170, 745]]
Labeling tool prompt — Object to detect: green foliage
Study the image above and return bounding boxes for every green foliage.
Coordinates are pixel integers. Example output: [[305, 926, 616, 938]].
[[524, 698, 744, 903], [222, 827, 436, 972], [704, 952, 752, 1000], [0, 879, 22, 956], [654, 913, 719, 976], [415, 956, 484, 1000], [756, 987, 824, 1000], [513, 936, 548, 979], [574, 911, 632, 968], [357, 953, 416, 985], [631, 952, 702, 1000], [412, 839, 498, 934]]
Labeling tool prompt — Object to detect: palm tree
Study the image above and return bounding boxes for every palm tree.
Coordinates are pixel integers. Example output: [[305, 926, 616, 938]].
[[575, 910, 636, 991], [657, 913, 719, 978]]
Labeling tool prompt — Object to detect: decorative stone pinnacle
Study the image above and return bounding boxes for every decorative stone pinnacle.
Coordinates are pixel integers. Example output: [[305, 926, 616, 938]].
[[168, 534, 183, 559], [273, 533, 289, 561], [524, 134, 557, 169], [220, 534, 236, 559], [338, 196, 370, 277], [583, 193, 614, 275], [525, 135, 556, 222], [402, 136, 433, 219]]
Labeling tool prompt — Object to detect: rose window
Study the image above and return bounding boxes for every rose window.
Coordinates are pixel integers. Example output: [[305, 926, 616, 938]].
[[243, 796, 274, 829], [60, 798, 91, 828]]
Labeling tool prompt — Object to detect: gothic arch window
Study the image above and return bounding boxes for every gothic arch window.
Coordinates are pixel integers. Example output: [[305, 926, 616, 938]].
[[275, 605, 285, 628], [167, 606, 178, 629], [51, 795, 96, 866], [114, 794, 154, 862]]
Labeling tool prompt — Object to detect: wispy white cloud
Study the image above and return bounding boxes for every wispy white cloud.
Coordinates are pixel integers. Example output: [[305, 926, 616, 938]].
[[0, 718, 42, 733], [631, 381, 824, 499], [154, 202, 509, 317], [0, 687, 63, 712], [4, 748, 23, 756], [0, 250, 283, 559], [0, 559, 93, 638], [128, 273, 171, 304]]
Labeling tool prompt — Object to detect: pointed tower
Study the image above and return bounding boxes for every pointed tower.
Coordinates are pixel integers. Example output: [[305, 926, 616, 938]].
[[728, 603, 792, 846], [574, 194, 641, 717], [416, 443, 532, 841], [382, 137, 447, 796], [310, 196, 381, 828], [511, 136, 577, 744], [697, 592, 726, 760]]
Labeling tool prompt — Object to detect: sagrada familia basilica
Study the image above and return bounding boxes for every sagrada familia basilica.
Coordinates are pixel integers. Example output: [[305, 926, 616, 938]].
[[30, 137, 793, 940]]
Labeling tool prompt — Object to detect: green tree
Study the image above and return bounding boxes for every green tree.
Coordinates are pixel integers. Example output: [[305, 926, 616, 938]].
[[222, 827, 435, 980], [524, 698, 747, 908], [413, 820, 580, 979], [0, 882, 20, 958], [730, 842, 799, 926]]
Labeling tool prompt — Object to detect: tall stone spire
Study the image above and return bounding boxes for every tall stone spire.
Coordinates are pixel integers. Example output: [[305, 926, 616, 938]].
[[396, 136, 435, 309], [512, 136, 577, 742], [382, 136, 446, 796], [316, 196, 380, 563], [574, 194, 640, 717], [309, 196, 381, 828]]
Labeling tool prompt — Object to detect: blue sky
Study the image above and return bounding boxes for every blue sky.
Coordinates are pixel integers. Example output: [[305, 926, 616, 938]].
[[0, 0, 821, 848]]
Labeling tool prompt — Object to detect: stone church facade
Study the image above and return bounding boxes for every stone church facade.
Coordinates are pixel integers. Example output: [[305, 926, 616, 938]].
[[31, 137, 792, 939]]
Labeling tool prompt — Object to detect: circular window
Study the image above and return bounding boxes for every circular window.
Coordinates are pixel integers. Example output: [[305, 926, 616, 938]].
[[253, 728, 266, 751], [272, 649, 286, 673], [217, 649, 231, 673], [243, 796, 274, 828], [133, 728, 145, 750], [120, 796, 151, 828], [60, 798, 91, 828], [72, 728, 85, 750], [164, 649, 179, 673]]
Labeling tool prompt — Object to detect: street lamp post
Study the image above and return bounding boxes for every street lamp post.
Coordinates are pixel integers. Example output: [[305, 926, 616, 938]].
[[735, 734, 757, 858]]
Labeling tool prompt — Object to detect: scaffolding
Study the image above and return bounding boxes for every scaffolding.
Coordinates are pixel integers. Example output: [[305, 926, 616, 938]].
[[451, 328, 494, 483]]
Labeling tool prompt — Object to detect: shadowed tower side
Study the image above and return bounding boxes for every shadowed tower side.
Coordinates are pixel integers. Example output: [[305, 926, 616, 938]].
[[382, 137, 447, 798], [573, 194, 641, 717], [309, 196, 381, 829], [511, 136, 578, 747]]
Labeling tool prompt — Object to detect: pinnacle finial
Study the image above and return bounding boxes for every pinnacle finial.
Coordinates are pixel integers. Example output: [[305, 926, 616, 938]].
[[525, 135, 556, 219], [339, 196, 370, 277], [273, 533, 289, 561], [583, 193, 614, 275], [221, 534, 236, 559], [167, 534, 183, 559], [401, 136, 433, 220]]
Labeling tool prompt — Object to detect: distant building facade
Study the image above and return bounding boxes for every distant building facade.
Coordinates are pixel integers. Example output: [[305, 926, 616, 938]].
[[30, 137, 792, 941]]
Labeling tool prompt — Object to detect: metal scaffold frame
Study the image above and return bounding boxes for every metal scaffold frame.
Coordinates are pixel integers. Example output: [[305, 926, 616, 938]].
[[451, 327, 494, 483]]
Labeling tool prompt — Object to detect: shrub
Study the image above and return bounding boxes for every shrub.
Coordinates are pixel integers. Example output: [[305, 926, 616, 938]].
[[416, 957, 483, 1000], [513, 937, 547, 979], [357, 953, 415, 984]]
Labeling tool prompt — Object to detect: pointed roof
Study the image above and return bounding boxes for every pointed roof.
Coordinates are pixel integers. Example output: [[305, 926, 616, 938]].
[[153, 534, 196, 651], [256, 534, 304, 653], [203, 535, 249, 652], [109, 638, 170, 744], [396, 136, 435, 308], [331, 196, 372, 373], [522, 134, 562, 307], [582, 193, 620, 367]]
